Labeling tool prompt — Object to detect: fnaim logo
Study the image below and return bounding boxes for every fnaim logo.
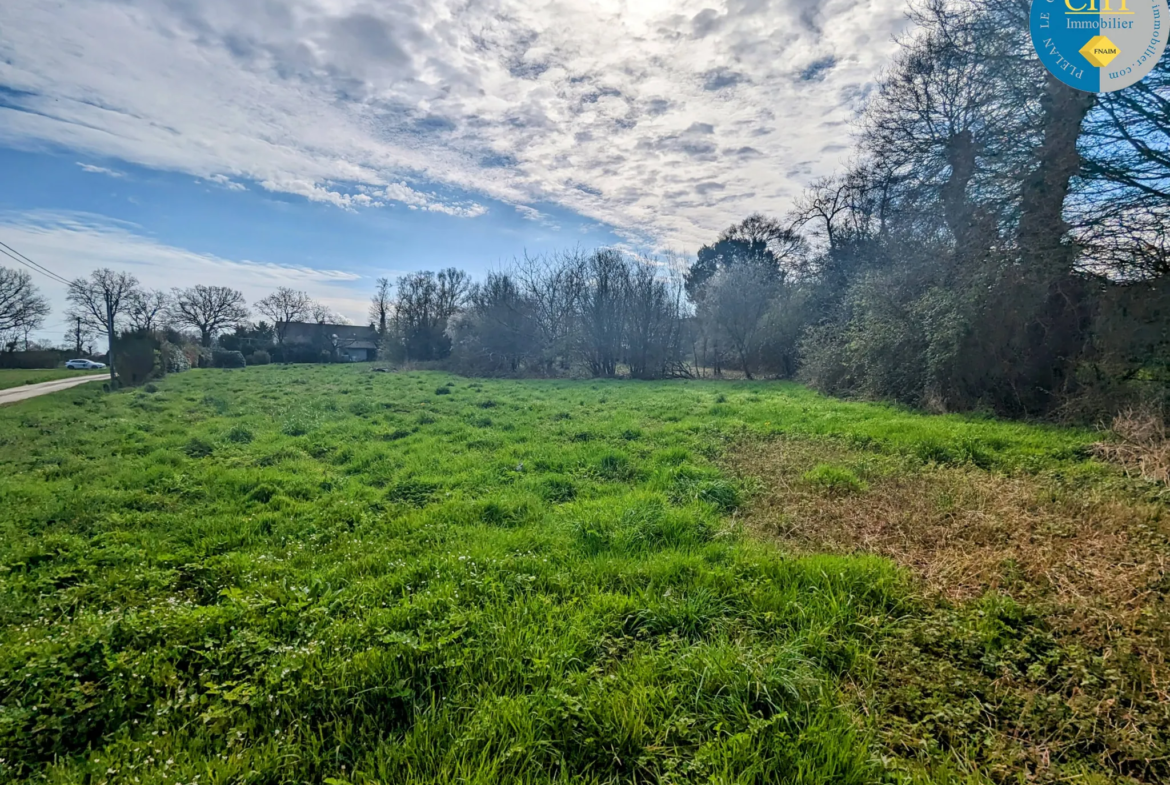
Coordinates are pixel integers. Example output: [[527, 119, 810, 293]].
[[1031, 0, 1167, 91]]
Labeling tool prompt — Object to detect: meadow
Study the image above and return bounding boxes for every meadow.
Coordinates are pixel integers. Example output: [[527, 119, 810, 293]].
[[0, 368, 100, 390], [0, 366, 1165, 784]]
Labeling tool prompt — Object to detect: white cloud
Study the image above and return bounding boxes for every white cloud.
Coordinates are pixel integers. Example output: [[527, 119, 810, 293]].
[[77, 162, 123, 177], [206, 173, 246, 191], [0, 0, 910, 249], [0, 211, 376, 340]]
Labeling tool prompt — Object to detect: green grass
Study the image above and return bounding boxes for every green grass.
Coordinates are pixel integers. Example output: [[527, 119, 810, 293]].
[[0, 368, 101, 390], [0, 368, 1110, 784]]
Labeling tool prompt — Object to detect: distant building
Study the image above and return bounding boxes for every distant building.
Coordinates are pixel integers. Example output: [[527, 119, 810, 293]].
[[282, 322, 379, 362]]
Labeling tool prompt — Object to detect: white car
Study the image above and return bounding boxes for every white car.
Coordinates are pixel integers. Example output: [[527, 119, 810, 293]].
[[65, 359, 106, 370]]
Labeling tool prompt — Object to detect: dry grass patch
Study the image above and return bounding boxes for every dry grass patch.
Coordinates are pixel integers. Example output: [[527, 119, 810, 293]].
[[726, 437, 1170, 783], [1093, 408, 1170, 485], [725, 438, 1168, 630]]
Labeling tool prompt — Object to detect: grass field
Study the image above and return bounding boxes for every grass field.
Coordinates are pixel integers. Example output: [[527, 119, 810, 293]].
[[0, 367, 1165, 784], [0, 368, 100, 390]]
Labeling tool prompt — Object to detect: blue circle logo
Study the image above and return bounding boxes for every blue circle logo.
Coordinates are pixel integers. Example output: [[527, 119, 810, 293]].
[[1031, 0, 1168, 91]]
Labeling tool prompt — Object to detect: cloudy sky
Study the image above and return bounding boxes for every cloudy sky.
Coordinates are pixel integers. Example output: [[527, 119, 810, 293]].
[[0, 0, 910, 334]]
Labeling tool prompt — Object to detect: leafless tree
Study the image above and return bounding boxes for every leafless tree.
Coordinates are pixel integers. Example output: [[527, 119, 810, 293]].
[[127, 289, 171, 332], [386, 268, 470, 362], [515, 249, 586, 373], [170, 285, 249, 347], [578, 249, 629, 377], [256, 287, 312, 344], [0, 267, 50, 351], [67, 268, 140, 383]]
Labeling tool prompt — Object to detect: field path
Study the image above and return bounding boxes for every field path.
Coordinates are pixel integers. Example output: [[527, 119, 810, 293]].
[[0, 374, 107, 405]]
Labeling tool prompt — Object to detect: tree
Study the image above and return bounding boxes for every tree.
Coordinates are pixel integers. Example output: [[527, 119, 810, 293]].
[[127, 289, 170, 332], [700, 265, 777, 380], [514, 250, 586, 373], [171, 285, 249, 347], [256, 287, 312, 344], [624, 259, 686, 379], [578, 250, 629, 377], [370, 277, 392, 335], [67, 268, 140, 383], [387, 268, 470, 362], [0, 267, 50, 351], [449, 272, 536, 373], [684, 238, 777, 301], [722, 214, 805, 271]]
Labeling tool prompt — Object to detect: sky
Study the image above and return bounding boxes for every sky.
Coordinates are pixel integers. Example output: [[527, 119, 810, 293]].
[[0, 0, 911, 337]]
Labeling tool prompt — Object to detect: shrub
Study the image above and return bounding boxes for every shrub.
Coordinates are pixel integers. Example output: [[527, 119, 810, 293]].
[[113, 332, 163, 387], [248, 350, 271, 366], [161, 342, 191, 373], [1092, 408, 1170, 484], [212, 350, 247, 369], [435, 386, 451, 395]]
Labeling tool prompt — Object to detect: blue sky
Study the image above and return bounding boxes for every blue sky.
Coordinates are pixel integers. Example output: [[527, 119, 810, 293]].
[[0, 0, 909, 334]]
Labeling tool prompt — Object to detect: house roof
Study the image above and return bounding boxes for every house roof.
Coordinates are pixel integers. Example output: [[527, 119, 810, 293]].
[[283, 321, 379, 349]]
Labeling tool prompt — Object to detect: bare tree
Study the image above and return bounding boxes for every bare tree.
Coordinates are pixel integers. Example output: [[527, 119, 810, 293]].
[[311, 302, 349, 325], [256, 287, 312, 344], [170, 285, 249, 347], [127, 289, 170, 332], [385, 268, 470, 362], [578, 249, 629, 377], [0, 267, 50, 351], [515, 250, 586, 373], [370, 277, 392, 335], [67, 268, 140, 383]]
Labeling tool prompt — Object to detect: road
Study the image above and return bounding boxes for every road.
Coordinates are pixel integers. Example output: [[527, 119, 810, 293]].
[[0, 374, 108, 405]]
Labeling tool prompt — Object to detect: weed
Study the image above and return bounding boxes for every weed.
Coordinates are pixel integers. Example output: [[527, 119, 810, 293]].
[[803, 464, 867, 495], [226, 425, 254, 443]]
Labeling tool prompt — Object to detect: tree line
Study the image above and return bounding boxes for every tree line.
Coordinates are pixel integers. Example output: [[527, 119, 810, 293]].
[[0, 264, 357, 378], [373, 0, 1170, 419]]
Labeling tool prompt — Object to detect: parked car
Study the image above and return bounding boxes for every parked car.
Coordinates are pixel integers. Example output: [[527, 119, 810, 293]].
[[65, 359, 106, 370]]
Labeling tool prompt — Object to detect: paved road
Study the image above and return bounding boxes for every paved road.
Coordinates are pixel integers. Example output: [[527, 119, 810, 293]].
[[0, 374, 108, 405]]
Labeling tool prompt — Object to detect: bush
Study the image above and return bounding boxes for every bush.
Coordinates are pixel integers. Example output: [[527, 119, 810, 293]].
[[248, 350, 271, 366], [161, 342, 191, 373], [212, 350, 247, 369], [113, 333, 163, 387]]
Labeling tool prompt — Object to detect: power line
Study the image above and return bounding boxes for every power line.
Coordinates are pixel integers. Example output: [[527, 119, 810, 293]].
[[0, 240, 72, 286]]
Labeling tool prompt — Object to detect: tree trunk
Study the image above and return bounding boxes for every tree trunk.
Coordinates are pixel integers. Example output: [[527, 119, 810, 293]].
[[1013, 74, 1097, 412]]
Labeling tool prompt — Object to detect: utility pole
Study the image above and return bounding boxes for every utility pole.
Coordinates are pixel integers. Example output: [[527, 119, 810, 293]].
[[106, 295, 117, 386], [73, 317, 83, 355]]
